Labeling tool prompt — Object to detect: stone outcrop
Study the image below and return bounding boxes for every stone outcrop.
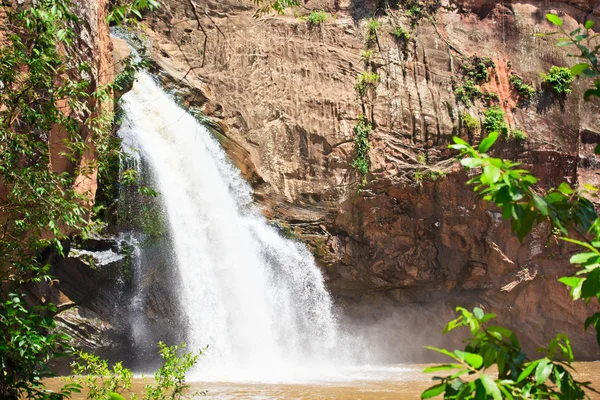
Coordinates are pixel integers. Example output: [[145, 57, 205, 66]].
[[141, 0, 600, 360]]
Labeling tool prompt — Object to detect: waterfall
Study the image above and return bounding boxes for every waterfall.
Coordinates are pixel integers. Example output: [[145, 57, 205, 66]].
[[117, 72, 354, 382]]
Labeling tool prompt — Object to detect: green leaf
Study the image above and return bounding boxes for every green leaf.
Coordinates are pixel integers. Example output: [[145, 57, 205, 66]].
[[423, 364, 462, 373], [570, 63, 591, 76], [421, 383, 446, 399], [455, 350, 483, 369], [546, 14, 563, 26], [532, 195, 548, 216], [569, 252, 600, 264], [425, 346, 458, 360], [557, 182, 574, 195], [517, 360, 540, 383], [461, 157, 483, 168], [581, 267, 600, 298], [108, 393, 126, 400], [559, 276, 583, 288], [535, 359, 553, 384], [480, 374, 502, 400], [585, 20, 595, 29], [479, 132, 499, 153], [473, 307, 484, 320]]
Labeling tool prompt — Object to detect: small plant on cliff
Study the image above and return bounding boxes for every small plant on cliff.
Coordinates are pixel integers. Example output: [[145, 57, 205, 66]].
[[509, 74, 536, 100], [483, 91, 499, 104], [461, 112, 478, 132], [360, 50, 374, 65], [366, 18, 382, 44], [356, 71, 380, 98], [392, 25, 411, 41], [399, 0, 440, 26], [391, 26, 411, 53], [351, 115, 372, 177], [463, 55, 496, 83], [510, 129, 527, 143], [541, 66, 575, 95], [253, 0, 300, 15], [454, 79, 483, 106], [306, 10, 328, 25]]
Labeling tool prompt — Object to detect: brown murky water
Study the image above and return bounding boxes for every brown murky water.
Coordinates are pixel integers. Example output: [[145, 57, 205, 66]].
[[47, 363, 600, 399]]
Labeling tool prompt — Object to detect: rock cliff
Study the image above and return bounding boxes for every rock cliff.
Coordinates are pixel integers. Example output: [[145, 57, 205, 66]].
[[141, 0, 600, 360]]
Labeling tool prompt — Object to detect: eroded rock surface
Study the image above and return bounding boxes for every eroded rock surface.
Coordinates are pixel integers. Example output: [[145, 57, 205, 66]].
[[143, 0, 600, 360]]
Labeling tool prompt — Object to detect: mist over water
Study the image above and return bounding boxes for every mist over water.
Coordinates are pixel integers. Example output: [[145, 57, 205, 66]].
[[117, 72, 363, 382]]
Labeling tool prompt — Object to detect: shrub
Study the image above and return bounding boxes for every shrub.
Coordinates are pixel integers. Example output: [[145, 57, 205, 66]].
[[461, 112, 478, 132], [483, 106, 509, 137], [356, 71, 380, 97], [541, 66, 574, 95], [509, 74, 536, 100], [454, 79, 483, 106], [71, 342, 201, 400], [351, 115, 372, 176], [307, 10, 327, 25], [417, 152, 427, 164]]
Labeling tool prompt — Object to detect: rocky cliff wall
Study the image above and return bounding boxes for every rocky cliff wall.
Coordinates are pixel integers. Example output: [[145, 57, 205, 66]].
[[144, 0, 600, 360]]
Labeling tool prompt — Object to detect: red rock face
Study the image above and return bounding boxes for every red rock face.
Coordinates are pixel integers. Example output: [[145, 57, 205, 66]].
[[143, 0, 600, 360]]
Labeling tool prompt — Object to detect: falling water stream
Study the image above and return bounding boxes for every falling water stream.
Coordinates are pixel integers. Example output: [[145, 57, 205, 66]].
[[117, 71, 359, 382], [43, 68, 600, 398]]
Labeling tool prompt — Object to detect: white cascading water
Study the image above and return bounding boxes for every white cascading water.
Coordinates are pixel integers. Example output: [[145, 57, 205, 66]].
[[117, 72, 356, 382]]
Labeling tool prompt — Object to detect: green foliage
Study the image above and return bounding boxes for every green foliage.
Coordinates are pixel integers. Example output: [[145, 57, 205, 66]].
[[0, 294, 81, 399], [144, 343, 202, 400], [366, 18, 382, 44], [71, 343, 201, 400], [541, 66, 575, 95], [306, 10, 328, 25], [509, 74, 536, 100], [351, 115, 372, 177], [540, 14, 600, 100], [482, 106, 509, 138], [114, 55, 151, 92], [422, 307, 595, 399], [0, 0, 158, 397], [253, 0, 300, 15], [463, 55, 496, 83], [510, 129, 527, 143], [461, 112, 478, 132], [392, 26, 411, 41], [417, 152, 427, 165], [399, 0, 440, 26], [454, 79, 483, 106], [423, 14, 600, 399], [107, 0, 160, 25], [413, 170, 424, 184], [360, 50, 374, 65], [356, 71, 380, 98], [483, 91, 499, 103]]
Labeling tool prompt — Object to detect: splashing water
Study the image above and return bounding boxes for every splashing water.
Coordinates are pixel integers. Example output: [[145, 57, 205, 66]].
[[117, 72, 357, 382]]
